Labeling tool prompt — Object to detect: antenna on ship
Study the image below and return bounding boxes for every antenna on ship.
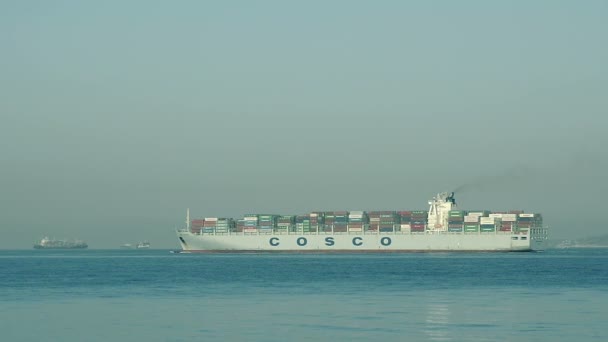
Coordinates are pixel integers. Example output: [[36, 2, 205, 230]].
[[186, 208, 190, 230]]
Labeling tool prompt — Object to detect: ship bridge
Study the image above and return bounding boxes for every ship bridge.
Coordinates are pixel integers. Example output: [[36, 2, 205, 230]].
[[427, 192, 457, 231]]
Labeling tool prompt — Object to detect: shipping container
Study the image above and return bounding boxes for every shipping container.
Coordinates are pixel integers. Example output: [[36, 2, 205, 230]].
[[463, 216, 479, 223], [501, 214, 517, 222], [467, 211, 490, 216], [449, 210, 466, 216], [479, 217, 495, 224]]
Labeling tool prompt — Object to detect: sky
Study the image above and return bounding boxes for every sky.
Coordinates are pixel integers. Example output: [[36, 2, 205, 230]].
[[1, 1, 607, 248]]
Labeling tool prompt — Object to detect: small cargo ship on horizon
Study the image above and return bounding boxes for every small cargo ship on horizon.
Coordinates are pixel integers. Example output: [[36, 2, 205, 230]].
[[119, 241, 151, 249], [136, 241, 150, 249], [34, 237, 88, 249]]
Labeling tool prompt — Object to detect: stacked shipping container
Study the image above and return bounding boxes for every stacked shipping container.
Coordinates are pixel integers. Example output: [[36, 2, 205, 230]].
[[348, 211, 366, 232], [516, 213, 542, 232], [190, 218, 234, 234], [189, 209, 541, 234], [276, 215, 295, 232], [499, 213, 517, 232], [368, 211, 399, 232], [463, 211, 483, 232], [447, 210, 465, 232], [398, 211, 412, 232], [410, 210, 428, 232]]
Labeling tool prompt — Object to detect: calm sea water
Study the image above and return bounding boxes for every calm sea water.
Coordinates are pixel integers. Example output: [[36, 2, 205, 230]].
[[1, 249, 607, 342]]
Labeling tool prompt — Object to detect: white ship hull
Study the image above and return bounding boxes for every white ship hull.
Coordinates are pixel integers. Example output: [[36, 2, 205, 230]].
[[177, 230, 546, 253], [176, 192, 548, 253]]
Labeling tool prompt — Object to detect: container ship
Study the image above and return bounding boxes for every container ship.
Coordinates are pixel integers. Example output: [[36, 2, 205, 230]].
[[175, 192, 548, 253], [34, 237, 88, 249], [136, 241, 151, 249]]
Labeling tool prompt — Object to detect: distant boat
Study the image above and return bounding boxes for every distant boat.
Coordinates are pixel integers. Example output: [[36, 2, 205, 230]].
[[120, 243, 134, 249], [34, 237, 88, 249], [136, 241, 150, 249]]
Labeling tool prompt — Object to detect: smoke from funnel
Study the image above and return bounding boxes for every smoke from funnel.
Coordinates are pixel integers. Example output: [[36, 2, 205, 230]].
[[453, 166, 535, 195]]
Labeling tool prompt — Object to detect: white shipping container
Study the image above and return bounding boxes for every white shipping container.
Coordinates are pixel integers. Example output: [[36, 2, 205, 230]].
[[519, 213, 535, 218], [348, 214, 364, 219], [400, 224, 411, 229], [204, 217, 218, 221], [479, 217, 495, 224], [502, 214, 517, 221], [243, 228, 258, 232], [489, 214, 503, 219], [370, 218, 380, 222], [243, 217, 258, 221], [309, 213, 318, 217], [467, 212, 485, 216], [464, 216, 480, 223], [347, 228, 363, 232], [350, 211, 364, 215]]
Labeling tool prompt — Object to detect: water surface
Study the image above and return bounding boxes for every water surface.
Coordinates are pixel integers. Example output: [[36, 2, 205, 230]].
[[1, 249, 607, 341]]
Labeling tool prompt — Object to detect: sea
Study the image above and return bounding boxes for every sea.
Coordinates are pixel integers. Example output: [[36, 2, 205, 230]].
[[1, 249, 607, 342]]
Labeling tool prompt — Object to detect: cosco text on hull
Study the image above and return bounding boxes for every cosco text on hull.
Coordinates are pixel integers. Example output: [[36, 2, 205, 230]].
[[268, 236, 393, 247]]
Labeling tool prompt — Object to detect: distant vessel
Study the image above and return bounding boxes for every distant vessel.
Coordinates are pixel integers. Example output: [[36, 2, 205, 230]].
[[136, 241, 150, 249], [176, 192, 548, 253], [34, 237, 88, 249], [120, 243, 134, 249]]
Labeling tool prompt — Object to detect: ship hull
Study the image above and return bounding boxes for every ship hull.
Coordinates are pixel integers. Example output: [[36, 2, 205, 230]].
[[177, 231, 543, 253]]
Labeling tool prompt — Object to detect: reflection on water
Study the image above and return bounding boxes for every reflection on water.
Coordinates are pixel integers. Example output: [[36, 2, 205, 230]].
[[425, 301, 451, 341]]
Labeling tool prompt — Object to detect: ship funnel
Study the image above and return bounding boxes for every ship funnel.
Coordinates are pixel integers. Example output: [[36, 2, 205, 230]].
[[448, 192, 456, 205]]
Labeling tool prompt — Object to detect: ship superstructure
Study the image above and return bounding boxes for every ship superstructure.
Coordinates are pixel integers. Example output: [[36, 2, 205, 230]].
[[175, 192, 548, 252]]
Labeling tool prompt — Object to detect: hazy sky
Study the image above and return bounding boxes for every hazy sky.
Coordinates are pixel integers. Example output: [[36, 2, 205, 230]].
[[2, 1, 607, 248]]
